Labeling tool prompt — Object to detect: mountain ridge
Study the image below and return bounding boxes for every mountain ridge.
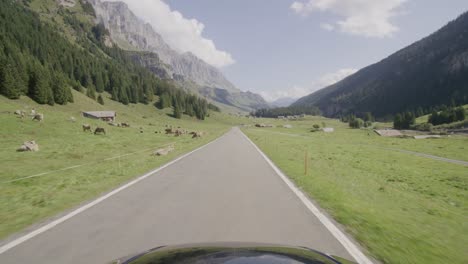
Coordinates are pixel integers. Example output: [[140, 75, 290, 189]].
[[293, 11, 468, 118], [88, 0, 269, 111]]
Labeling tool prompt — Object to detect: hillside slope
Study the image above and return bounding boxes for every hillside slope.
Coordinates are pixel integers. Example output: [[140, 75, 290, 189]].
[[293, 11, 468, 118], [0, 0, 214, 120]]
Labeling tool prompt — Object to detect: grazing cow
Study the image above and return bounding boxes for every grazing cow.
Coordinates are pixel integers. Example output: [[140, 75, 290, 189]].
[[32, 113, 44, 122], [83, 124, 92, 132], [120, 122, 130, 128], [94, 127, 106, 135], [165, 128, 174, 134], [174, 130, 183, 137], [192, 132, 203, 139]]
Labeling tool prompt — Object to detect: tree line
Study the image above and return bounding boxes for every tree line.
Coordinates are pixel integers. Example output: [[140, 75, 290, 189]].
[[251, 106, 321, 118], [428, 106, 466, 125], [0, 0, 214, 120]]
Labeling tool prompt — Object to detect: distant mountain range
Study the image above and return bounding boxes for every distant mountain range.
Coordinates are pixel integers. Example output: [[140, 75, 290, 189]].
[[293, 11, 468, 118], [90, 0, 268, 112], [270, 97, 297, 107]]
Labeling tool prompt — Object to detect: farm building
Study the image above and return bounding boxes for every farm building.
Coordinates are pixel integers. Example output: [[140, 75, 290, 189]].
[[374, 129, 402, 137], [82, 111, 116, 122]]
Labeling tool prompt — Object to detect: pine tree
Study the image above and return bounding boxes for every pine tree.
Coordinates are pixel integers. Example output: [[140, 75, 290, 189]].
[[0, 61, 21, 99], [52, 74, 69, 104], [118, 86, 129, 105], [173, 103, 182, 119], [94, 73, 104, 93], [97, 94, 104, 105], [28, 64, 54, 105], [86, 85, 96, 100]]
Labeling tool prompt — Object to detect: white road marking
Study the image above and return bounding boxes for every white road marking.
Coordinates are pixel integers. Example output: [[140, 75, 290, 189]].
[[239, 128, 374, 264], [0, 133, 226, 255]]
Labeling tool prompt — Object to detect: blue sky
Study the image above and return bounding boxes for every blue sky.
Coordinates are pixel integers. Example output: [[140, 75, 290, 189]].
[[118, 0, 468, 101]]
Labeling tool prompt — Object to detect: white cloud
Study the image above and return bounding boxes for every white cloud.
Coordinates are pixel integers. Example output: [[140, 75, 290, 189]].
[[320, 23, 335, 31], [290, 0, 408, 38], [260, 68, 358, 102], [107, 0, 235, 67]]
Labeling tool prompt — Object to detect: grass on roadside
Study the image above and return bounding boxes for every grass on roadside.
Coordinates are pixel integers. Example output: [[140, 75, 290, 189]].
[[0, 91, 233, 239], [242, 117, 467, 264]]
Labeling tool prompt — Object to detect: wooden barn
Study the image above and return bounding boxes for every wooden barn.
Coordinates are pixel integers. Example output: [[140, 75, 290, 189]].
[[82, 111, 116, 122]]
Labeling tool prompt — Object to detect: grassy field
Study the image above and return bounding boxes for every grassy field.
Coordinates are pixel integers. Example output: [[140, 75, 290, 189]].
[[0, 91, 234, 239], [242, 117, 467, 264]]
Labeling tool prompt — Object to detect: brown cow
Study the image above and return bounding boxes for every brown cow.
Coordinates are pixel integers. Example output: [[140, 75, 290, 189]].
[[83, 124, 92, 132], [121, 122, 130, 128], [192, 132, 203, 138], [94, 127, 106, 135], [174, 130, 183, 137], [165, 128, 174, 134], [32, 113, 44, 122]]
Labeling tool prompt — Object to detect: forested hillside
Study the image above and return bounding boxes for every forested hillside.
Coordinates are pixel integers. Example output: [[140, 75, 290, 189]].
[[293, 11, 468, 119], [0, 0, 213, 119]]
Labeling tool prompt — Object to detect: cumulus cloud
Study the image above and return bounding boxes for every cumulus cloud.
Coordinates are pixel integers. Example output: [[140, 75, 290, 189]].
[[260, 68, 358, 102], [107, 0, 235, 67], [290, 0, 408, 38]]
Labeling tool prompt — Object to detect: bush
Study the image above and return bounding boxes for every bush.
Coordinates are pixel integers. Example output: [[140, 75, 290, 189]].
[[313, 124, 320, 129], [349, 118, 364, 129], [429, 106, 466, 125], [411, 122, 433, 132], [394, 112, 415, 129]]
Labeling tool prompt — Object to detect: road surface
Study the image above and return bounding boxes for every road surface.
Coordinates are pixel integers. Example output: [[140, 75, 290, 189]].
[[0, 128, 362, 264]]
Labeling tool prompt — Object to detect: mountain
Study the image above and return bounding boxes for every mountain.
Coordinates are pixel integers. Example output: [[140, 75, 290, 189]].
[[270, 97, 297, 107], [89, 0, 267, 111], [293, 12, 468, 118]]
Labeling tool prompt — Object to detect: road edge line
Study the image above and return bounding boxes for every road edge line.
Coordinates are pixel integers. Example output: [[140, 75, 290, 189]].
[[239, 128, 374, 264], [0, 130, 228, 255]]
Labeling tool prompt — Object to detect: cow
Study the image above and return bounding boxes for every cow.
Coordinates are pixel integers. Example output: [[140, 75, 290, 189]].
[[32, 113, 44, 122], [192, 132, 203, 139], [83, 124, 92, 132], [165, 128, 174, 134], [174, 130, 183, 137], [120, 122, 130, 128], [94, 127, 106, 135]]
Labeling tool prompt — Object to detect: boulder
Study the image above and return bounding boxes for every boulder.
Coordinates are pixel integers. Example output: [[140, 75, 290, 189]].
[[153, 145, 175, 156]]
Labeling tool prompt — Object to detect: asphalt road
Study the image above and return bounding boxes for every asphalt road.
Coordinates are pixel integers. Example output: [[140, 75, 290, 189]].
[[0, 128, 357, 264]]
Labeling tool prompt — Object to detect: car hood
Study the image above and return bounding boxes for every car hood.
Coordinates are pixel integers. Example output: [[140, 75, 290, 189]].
[[111, 242, 356, 264]]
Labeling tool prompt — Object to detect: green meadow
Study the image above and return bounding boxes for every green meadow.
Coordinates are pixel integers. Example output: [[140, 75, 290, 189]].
[[242, 117, 467, 264], [0, 91, 233, 239]]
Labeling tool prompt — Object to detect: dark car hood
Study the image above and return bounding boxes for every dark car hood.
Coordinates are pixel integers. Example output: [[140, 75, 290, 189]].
[[111, 243, 356, 264]]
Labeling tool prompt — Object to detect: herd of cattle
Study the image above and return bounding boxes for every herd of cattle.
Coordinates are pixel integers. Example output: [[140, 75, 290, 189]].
[[12, 108, 205, 153], [13, 108, 205, 139], [164, 127, 204, 138], [80, 123, 204, 138]]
